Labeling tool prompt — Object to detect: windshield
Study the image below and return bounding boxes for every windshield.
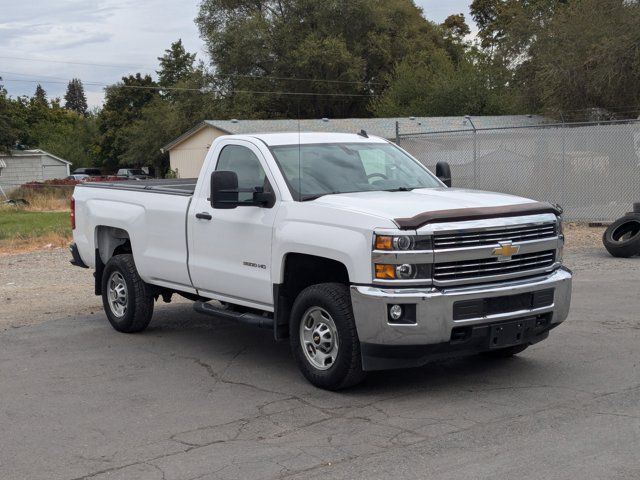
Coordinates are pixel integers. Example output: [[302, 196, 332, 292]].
[[270, 142, 441, 200], [128, 169, 145, 175]]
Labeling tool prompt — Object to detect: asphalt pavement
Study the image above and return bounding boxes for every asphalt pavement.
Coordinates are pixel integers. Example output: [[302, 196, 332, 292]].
[[1, 249, 639, 480]]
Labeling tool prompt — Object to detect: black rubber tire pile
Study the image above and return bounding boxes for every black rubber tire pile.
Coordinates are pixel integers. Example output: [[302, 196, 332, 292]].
[[603, 203, 640, 258]]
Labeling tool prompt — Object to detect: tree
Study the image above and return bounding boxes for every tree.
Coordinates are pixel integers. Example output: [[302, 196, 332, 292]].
[[34, 84, 48, 106], [157, 39, 196, 93], [370, 49, 520, 117], [0, 79, 14, 152], [96, 74, 158, 170], [442, 14, 471, 41], [64, 78, 88, 115], [195, 0, 451, 118], [470, 0, 640, 115]]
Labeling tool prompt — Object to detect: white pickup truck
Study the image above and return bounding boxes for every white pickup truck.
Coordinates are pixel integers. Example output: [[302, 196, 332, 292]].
[[70, 132, 572, 390]]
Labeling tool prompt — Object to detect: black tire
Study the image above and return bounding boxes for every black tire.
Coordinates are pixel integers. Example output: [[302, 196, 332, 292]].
[[101, 254, 154, 333], [436, 161, 452, 187], [289, 283, 366, 390], [482, 344, 529, 358], [602, 215, 640, 258]]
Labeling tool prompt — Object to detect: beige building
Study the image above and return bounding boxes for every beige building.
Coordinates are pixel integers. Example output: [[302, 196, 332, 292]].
[[161, 116, 547, 178]]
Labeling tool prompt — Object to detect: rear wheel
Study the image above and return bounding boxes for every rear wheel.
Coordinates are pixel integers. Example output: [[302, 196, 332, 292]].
[[289, 283, 365, 390], [101, 254, 154, 333]]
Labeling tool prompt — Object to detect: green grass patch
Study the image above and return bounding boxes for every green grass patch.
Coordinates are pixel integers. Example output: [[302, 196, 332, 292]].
[[0, 209, 71, 241]]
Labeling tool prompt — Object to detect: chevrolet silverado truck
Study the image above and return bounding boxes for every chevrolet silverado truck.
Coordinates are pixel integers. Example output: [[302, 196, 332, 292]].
[[70, 132, 572, 390]]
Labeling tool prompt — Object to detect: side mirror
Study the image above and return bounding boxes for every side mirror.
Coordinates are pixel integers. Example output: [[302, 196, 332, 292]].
[[210, 170, 239, 209], [210, 171, 276, 209], [436, 161, 452, 187]]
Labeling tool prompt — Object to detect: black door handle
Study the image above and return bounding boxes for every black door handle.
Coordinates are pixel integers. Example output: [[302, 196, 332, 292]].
[[195, 212, 212, 220]]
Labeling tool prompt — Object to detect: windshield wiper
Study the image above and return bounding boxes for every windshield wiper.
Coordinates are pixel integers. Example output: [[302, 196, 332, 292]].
[[384, 186, 416, 192], [300, 192, 340, 201]]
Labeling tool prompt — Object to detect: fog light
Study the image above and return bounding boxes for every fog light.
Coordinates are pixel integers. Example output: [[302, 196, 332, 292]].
[[389, 304, 403, 321]]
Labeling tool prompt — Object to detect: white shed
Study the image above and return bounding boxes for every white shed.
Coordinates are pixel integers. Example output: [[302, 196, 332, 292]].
[[0, 149, 72, 193]]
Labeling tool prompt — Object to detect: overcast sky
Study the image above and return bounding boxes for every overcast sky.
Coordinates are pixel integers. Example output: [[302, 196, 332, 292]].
[[0, 0, 474, 108]]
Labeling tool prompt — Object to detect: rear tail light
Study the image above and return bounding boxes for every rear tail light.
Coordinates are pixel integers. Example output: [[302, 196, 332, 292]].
[[70, 198, 76, 230]]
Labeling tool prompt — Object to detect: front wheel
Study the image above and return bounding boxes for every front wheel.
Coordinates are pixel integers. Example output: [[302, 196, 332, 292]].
[[289, 283, 365, 390], [101, 254, 154, 333]]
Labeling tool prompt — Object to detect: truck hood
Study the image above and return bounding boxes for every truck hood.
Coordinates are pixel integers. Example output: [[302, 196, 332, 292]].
[[311, 188, 538, 227]]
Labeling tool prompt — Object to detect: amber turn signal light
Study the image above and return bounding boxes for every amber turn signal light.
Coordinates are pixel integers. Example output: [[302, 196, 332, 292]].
[[375, 235, 393, 250], [375, 264, 396, 279]]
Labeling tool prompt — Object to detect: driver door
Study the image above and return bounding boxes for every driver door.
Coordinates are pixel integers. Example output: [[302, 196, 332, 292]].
[[188, 140, 279, 310]]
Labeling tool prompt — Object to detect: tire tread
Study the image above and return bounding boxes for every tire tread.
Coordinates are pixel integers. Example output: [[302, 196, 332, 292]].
[[102, 254, 153, 333]]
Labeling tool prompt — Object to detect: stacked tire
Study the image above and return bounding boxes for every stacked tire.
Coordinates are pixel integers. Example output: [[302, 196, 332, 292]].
[[602, 203, 640, 258]]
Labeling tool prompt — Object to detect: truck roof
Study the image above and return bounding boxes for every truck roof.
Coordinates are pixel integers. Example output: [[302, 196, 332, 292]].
[[233, 132, 389, 146]]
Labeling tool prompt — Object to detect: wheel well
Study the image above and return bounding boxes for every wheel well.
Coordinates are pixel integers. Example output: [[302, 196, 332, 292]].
[[94, 226, 132, 295], [96, 226, 131, 265], [274, 253, 349, 340]]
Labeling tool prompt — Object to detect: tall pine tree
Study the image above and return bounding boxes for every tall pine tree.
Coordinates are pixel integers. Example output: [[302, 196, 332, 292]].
[[34, 84, 48, 106], [157, 39, 196, 87], [64, 78, 88, 115]]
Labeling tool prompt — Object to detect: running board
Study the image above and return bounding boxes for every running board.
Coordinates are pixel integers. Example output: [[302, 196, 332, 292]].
[[193, 301, 274, 329]]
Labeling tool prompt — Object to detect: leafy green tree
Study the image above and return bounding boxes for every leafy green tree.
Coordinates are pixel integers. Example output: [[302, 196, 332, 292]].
[[471, 0, 640, 115], [0, 77, 14, 152], [64, 78, 88, 115], [528, 0, 640, 115], [371, 49, 520, 117], [195, 0, 450, 118], [96, 74, 158, 171]]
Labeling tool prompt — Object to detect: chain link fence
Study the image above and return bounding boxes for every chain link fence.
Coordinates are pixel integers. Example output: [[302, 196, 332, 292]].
[[397, 119, 640, 222]]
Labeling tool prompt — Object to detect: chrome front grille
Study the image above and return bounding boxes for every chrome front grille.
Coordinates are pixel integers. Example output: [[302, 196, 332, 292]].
[[433, 222, 557, 249], [433, 250, 556, 283]]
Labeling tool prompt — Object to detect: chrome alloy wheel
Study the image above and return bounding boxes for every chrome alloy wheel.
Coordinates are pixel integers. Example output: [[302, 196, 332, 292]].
[[299, 307, 339, 370], [107, 271, 128, 318]]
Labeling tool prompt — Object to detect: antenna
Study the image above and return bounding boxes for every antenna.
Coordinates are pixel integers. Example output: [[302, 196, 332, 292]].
[[297, 101, 301, 201], [357, 129, 368, 138]]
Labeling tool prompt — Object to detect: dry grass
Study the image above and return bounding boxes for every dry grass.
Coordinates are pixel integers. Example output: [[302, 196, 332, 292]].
[[0, 231, 71, 255], [8, 185, 74, 211]]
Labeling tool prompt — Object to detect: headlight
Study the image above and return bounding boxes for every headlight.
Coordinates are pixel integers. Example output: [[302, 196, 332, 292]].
[[374, 234, 432, 251], [374, 263, 432, 280]]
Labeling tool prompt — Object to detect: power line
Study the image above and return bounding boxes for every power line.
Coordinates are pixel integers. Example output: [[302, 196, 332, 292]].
[[0, 55, 383, 86], [1, 77, 378, 98], [0, 55, 155, 70]]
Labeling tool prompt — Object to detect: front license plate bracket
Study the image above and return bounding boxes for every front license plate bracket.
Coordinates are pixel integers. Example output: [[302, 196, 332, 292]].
[[489, 319, 534, 349]]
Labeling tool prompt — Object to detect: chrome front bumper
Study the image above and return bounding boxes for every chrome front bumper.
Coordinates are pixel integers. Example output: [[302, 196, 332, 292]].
[[350, 267, 572, 369]]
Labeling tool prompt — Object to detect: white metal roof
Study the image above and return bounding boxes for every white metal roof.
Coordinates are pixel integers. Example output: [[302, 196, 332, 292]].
[[239, 132, 389, 146], [161, 115, 549, 152], [3, 149, 72, 165]]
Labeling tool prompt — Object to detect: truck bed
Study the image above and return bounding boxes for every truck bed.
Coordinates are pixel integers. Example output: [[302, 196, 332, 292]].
[[79, 178, 198, 196]]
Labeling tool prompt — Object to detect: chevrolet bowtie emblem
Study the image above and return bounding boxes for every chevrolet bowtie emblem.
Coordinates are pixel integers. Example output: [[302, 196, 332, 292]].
[[492, 241, 520, 261]]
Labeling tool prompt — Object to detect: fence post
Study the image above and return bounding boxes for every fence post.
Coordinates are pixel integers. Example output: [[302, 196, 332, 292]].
[[395, 121, 400, 145], [560, 112, 567, 209], [465, 115, 478, 188]]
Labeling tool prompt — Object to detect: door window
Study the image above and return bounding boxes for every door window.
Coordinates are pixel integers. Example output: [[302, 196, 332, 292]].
[[215, 145, 268, 202]]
